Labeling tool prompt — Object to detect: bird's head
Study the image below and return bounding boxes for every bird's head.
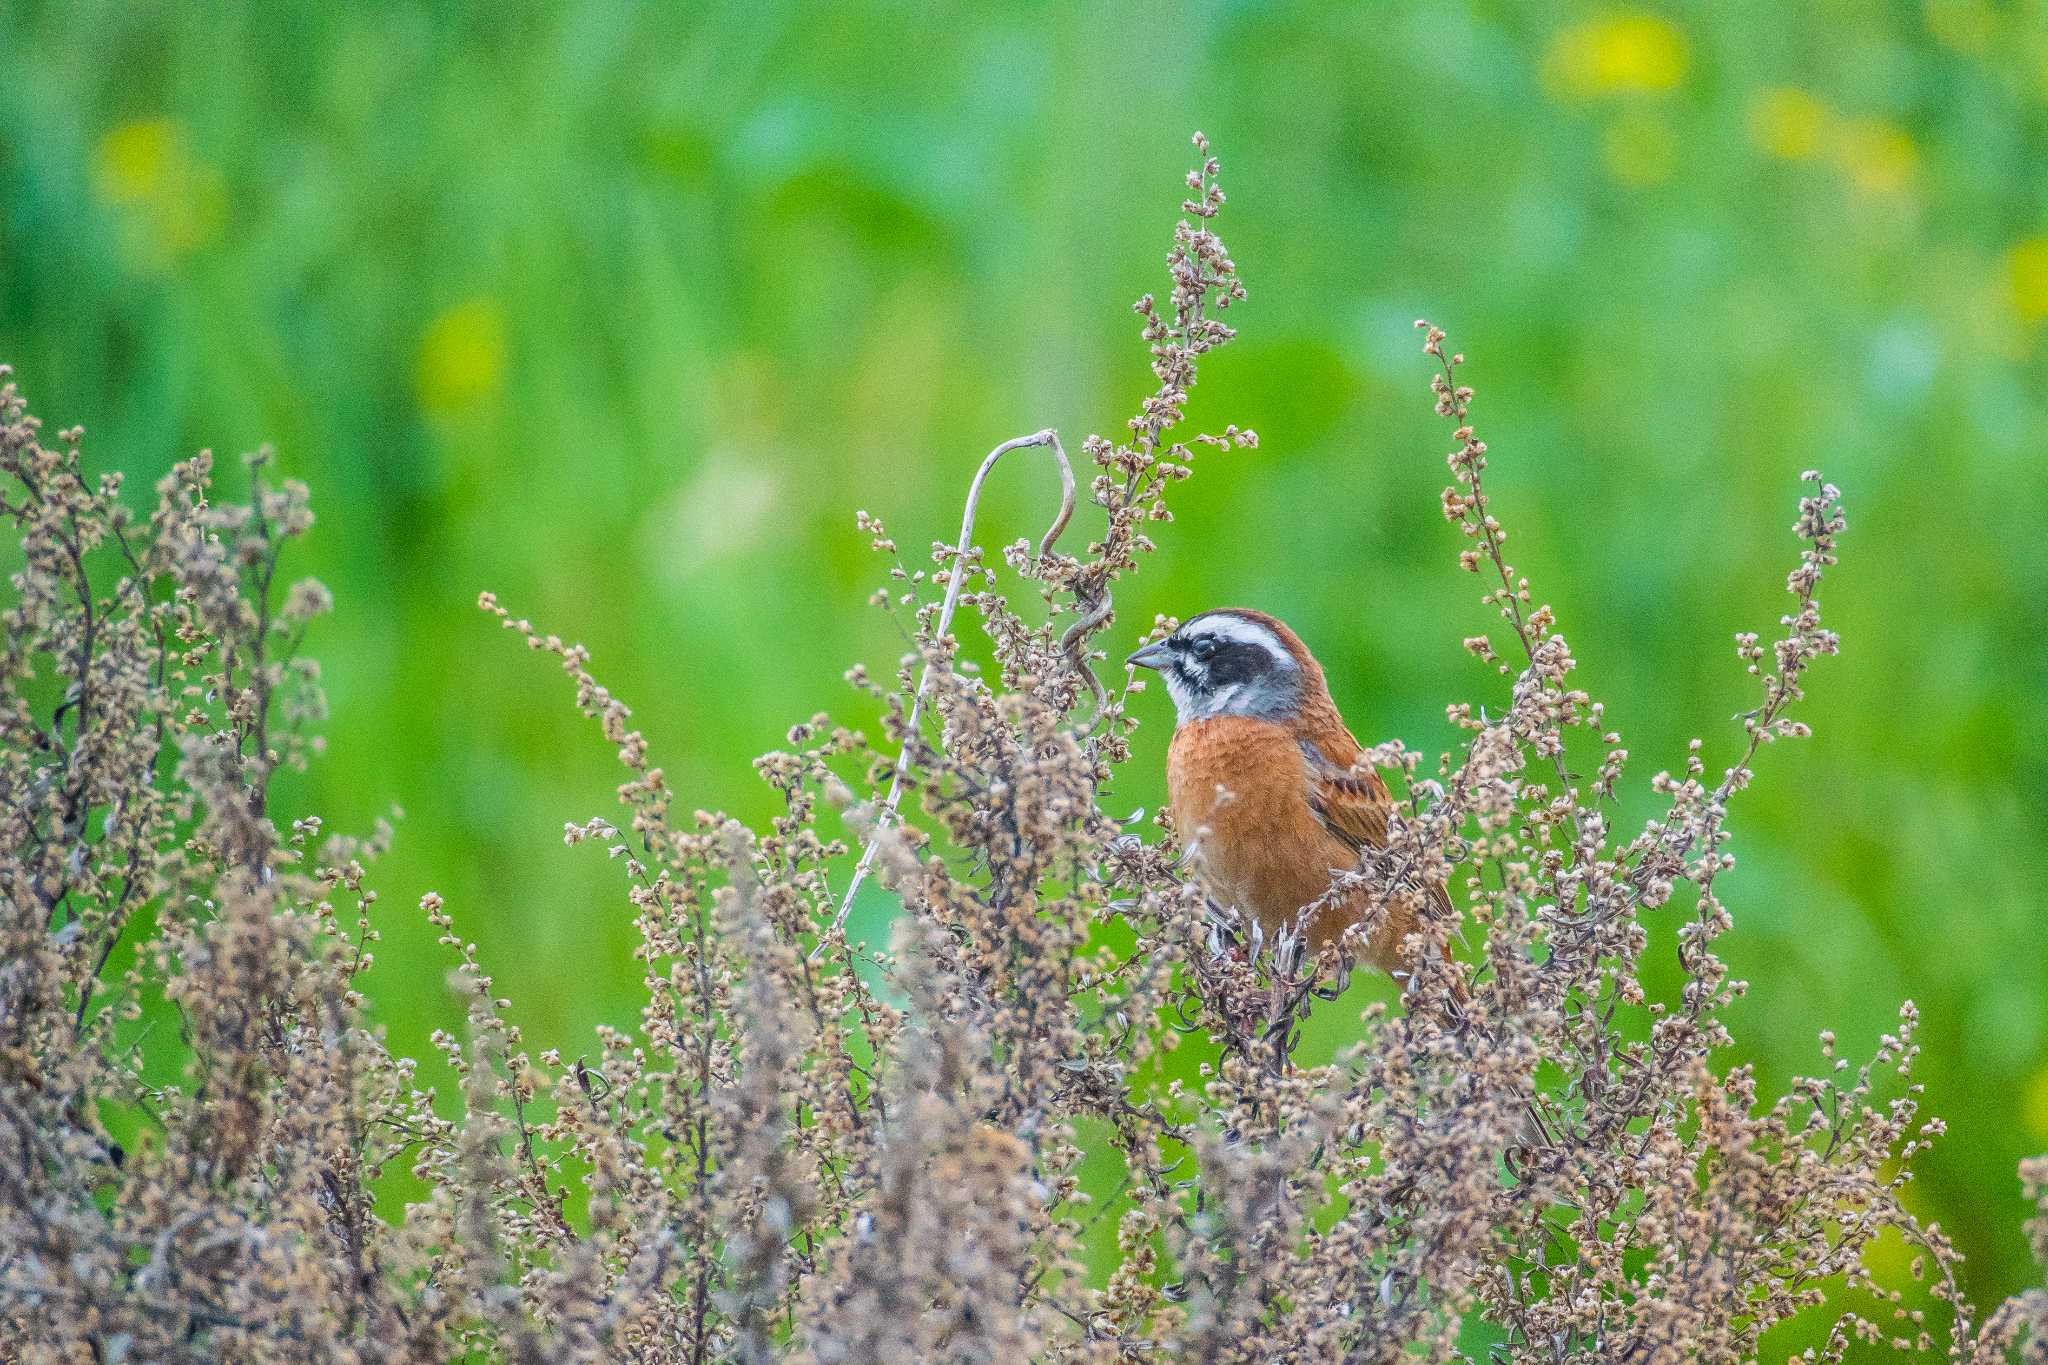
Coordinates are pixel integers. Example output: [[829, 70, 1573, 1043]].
[[1125, 608, 1322, 724]]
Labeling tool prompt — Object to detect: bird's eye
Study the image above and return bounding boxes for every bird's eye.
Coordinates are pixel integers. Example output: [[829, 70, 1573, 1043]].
[[1189, 636, 1218, 661]]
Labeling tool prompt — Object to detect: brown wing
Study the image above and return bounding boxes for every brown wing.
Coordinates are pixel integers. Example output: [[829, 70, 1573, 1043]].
[[1301, 739, 1456, 922], [1301, 740, 1394, 854]]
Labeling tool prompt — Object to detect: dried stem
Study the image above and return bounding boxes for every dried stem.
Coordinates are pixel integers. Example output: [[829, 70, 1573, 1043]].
[[819, 427, 1074, 952]]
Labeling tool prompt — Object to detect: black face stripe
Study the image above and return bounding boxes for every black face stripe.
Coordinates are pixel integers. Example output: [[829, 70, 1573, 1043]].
[[1161, 617, 1301, 719], [1203, 639, 1274, 687]]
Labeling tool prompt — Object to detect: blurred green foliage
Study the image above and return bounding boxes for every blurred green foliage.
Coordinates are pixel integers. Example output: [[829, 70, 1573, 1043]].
[[4, 0, 2046, 1341]]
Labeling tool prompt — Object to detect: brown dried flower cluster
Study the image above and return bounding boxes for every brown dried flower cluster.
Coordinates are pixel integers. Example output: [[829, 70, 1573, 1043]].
[[3, 134, 2046, 1363]]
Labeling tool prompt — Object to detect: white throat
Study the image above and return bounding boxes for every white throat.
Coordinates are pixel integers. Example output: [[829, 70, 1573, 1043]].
[[1168, 677, 1245, 722]]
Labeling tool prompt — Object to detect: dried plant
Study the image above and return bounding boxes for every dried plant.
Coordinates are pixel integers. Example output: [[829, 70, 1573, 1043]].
[[3, 133, 2045, 1364]]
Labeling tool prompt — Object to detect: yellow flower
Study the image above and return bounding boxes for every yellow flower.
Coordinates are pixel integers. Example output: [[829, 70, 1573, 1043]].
[[2023, 1058, 2048, 1138], [1746, 88, 1828, 162], [1832, 119, 1918, 195], [94, 119, 179, 205], [1544, 15, 1688, 100], [2007, 238, 2048, 324], [415, 299, 506, 415], [1602, 109, 1679, 187], [92, 118, 224, 265], [1923, 0, 1997, 55]]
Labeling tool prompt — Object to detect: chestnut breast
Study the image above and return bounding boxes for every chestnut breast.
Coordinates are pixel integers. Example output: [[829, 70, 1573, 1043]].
[[1167, 714, 1356, 944]]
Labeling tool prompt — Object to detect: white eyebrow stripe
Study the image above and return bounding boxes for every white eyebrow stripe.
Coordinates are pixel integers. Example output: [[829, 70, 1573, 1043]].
[[1185, 613, 1291, 662]]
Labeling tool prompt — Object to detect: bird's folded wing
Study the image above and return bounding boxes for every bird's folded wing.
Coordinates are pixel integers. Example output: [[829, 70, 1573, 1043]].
[[1300, 739, 1454, 919], [1299, 738, 1393, 853]]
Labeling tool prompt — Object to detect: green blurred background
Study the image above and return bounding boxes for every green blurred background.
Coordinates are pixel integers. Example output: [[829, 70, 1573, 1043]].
[[4, 0, 2045, 1341]]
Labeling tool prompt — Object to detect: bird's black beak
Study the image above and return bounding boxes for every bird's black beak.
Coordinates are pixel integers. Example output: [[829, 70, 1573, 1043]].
[[1126, 640, 1174, 671]]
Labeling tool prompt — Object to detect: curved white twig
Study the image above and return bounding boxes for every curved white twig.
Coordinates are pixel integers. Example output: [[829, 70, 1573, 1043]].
[[816, 429, 1073, 956]]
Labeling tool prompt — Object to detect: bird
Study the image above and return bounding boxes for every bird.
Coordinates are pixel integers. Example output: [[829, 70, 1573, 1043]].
[[1126, 608, 1456, 984]]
